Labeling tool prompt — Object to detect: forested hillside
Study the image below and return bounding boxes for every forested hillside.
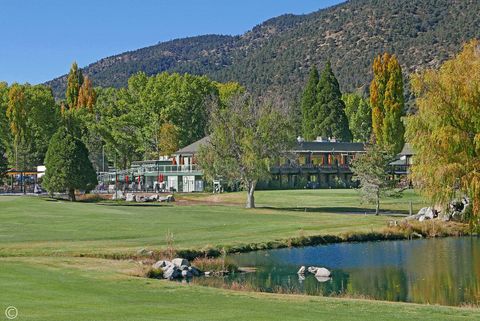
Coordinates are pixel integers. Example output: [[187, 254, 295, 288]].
[[45, 0, 480, 106]]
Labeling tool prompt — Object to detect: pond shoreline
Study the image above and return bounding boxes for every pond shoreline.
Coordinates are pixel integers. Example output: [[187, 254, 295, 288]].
[[82, 220, 474, 261]]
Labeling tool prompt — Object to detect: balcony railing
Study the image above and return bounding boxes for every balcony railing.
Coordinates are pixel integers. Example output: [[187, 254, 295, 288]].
[[273, 163, 351, 171], [135, 164, 201, 174]]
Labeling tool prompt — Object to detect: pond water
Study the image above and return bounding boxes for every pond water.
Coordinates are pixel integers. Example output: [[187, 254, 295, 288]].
[[195, 237, 480, 306]]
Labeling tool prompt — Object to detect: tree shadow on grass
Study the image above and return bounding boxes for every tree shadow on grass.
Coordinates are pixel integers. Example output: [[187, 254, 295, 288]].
[[259, 206, 409, 215]]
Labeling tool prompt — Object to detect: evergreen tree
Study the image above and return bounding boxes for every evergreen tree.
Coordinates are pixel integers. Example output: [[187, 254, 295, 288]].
[[351, 144, 396, 215], [66, 62, 84, 109], [343, 93, 372, 142], [43, 126, 97, 201], [370, 53, 405, 154], [314, 62, 352, 141], [301, 66, 319, 140]]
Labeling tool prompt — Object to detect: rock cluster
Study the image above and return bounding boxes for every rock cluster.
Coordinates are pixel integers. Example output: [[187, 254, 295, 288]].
[[297, 265, 331, 282], [151, 258, 202, 280], [407, 197, 470, 222], [112, 191, 175, 203], [407, 207, 438, 221]]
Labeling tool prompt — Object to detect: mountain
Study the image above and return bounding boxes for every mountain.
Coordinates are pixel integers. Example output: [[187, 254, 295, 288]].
[[45, 0, 480, 108]]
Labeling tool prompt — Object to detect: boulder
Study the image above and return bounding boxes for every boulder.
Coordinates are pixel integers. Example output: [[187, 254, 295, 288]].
[[172, 258, 190, 268], [135, 195, 146, 202], [167, 195, 175, 202], [424, 207, 437, 219], [188, 266, 202, 277], [152, 260, 172, 269], [125, 193, 135, 202], [315, 276, 331, 283], [163, 265, 181, 280], [418, 215, 426, 222], [315, 267, 331, 278], [111, 190, 125, 200], [181, 269, 193, 278], [307, 266, 318, 274], [297, 266, 306, 275], [146, 194, 158, 202]]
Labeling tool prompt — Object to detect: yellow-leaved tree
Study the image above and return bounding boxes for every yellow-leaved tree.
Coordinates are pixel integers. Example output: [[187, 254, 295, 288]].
[[406, 40, 480, 228]]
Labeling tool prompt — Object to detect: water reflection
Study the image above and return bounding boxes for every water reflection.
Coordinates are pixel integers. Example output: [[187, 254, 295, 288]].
[[194, 237, 480, 306]]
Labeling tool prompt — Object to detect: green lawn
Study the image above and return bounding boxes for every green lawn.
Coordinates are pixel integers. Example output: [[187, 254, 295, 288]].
[[1, 189, 477, 320], [0, 190, 422, 257], [1, 257, 478, 321]]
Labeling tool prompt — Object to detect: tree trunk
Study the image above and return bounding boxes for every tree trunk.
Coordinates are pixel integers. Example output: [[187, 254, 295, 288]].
[[69, 188, 76, 202], [246, 181, 256, 209], [375, 189, 380, 215]]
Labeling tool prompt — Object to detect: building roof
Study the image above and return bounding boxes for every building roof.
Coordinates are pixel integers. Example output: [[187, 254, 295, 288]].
[[293, 141, 365, 153], [398, 143, 415, 156], [173, 136, 365, 155], [173, 136, 211, 155]]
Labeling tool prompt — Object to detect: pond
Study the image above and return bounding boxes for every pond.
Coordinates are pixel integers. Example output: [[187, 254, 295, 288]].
[[195, 237, 480, 306]]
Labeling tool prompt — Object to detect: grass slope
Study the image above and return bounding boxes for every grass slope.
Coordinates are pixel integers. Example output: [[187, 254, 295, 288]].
[[1, 257, 478, 321], [1, 189, 477, 320], [0, 190, 422, 257]]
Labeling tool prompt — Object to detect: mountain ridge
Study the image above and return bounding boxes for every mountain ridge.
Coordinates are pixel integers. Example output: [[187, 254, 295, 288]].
[[45, 0, 480, 107]]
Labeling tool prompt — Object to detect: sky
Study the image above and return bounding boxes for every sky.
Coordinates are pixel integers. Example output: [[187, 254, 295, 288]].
[[0, 0, 343, 84]]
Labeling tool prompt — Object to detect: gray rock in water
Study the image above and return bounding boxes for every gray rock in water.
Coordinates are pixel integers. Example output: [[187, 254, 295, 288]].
[[152, 260, 172, 269], [307, 266, 318, 274], [315, 276, 331, 283], [172, 258, 190, 268], [297, 266, 306, 275], [125, 193, 135, 202], [315, 267, 331, 277]]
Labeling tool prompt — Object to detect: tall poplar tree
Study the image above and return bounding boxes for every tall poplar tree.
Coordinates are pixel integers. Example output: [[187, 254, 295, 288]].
[[6, 84, 29, 169], [370, 53, 405, 154], [66, 62, 84, 109], [301, 66, 319, 140], [314, 62, 352, 141], [77, 76, 96, 111]]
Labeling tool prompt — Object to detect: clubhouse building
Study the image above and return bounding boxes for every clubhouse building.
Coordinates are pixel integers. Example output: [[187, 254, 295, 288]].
[[97, 137, 414, 193]]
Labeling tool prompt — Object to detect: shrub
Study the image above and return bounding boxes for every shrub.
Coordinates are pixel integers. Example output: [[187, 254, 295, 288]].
[[192, 257, 238, 272]]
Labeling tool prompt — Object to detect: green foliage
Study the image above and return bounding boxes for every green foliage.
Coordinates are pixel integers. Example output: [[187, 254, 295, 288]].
[[43, 127, 98, 201], [301, 66, 319, 140], [351, 144, 396, 215], [314, 62, 352, 141], [197, 94, 295, 208], [342, 93, 372, 142], [406, 40, 480, 228], [216, 81, 245, 106], [66, 62, 84, 109]]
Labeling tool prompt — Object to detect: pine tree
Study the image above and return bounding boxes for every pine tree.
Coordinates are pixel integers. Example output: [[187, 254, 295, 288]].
[[43, 126, 97, 201], [65, 62, 84, 109], [370, 53, 405, 154], [314, 62, 352, 141], [301, 66, 319, 140]]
